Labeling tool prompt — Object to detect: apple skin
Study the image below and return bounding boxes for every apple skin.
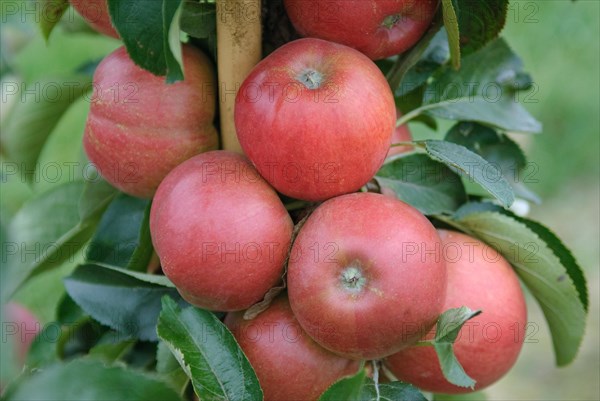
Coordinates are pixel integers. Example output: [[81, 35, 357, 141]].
[[71, 0, 119, 39], [83, 45, 218, 198], [2, 303, 40, 365], [225, 296, 359, 401], [287, 192, 446, 359], [150, 151, 294, 311], [387, 110, 413, 158], [385, 230, 527, 394], [235, 38, 395, 202], [284, 0, 439, 60]]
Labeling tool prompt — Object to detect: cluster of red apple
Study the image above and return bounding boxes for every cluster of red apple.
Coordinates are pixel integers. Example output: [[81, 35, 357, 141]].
[[74, 0, 527, 399]]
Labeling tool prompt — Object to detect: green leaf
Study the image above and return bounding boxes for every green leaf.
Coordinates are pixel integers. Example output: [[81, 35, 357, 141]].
[[107, 0, 184, 82], [56, 319, 107, 361], [452, 202, 587, 310], [394, 29, 446, 129], [397, 29, 449, 97], [64, 264, 185, 341], [78, 177, 119, 221], [376, 154, 467, 215], [12, 30, 119, 83], [453, 201, 503, 220], [3, 358, 182, 401], [319, 369, 366, 401], [26, 328, 60, 369], [422, 140, 514, 207], [1, 181, 97, 304], [11, 243, 82, 326], [454, 211, 587, 365], [157, 296, 263, 401], [407, 38, 542, 133], [454, 0, 509, 56], [33, 96, 90, 193], [445, 122, 526, 171], [441, 0, 461, 69], [395, 86, 438, 130], [168, 2, 185, 78], [12, 258, 80, 327], [33, 97, 90, 192], [1, 156, 33, 215], [444, 122, 540, 203], [319, 371, 426, 401], [157, 341, 190, 395], [56, 293, 86, 325], [86, 194, 153, 272], [361, 380, 427, 401], [1, 76, 91, 182], [180, 0, 216, 39], [88, 332, 136, 363], [121, 341, 158, 370], [433, 343, 476, 389], [514, 217, 588, 311], [435, 307, 482, 344], [91, 262, 176, 288], [421, 97, 541, 135], [38, 0, 70, 41], [429, 307, 480, 389]]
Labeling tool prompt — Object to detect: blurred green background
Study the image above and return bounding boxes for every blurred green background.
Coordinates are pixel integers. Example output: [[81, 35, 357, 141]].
[[489, 1, 600, 400], [1, 1, 598, 400]]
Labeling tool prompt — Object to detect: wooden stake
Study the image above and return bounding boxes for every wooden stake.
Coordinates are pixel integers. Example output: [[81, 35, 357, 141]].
[[216, 0, 262, 153]]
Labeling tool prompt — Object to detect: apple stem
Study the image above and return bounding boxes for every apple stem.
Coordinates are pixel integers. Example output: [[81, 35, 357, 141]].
[[297, 69, 323, 89], [381, 363, 400, 382], [431, 213, 472, 234], [146, 250, 161, 274], [395, 109, 421, 127], [390, 141, 414, 147], [216, 0, 262, 153], [381, 14, 401, 29], [372, 360, 382, 401], [340, 264, 367, 293]]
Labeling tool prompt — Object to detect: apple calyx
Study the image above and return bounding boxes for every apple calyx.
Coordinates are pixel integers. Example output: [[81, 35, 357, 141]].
[[381, 14, 403, 29], [340, 262, 367, 293], [297, 69, 323, 89]]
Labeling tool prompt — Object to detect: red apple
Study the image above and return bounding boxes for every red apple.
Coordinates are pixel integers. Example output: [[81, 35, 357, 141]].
[[2, 303, 40, 366], [225, 295, 359, 401], [83, 45, 218, 198], [387, 110, 413, 158], [150, 151, 294, 311], [71, 0, 119, 39], [235, 38, 395, 202], [287, 192, 446, 359], [284, 0, 439, 60], [385, 230, 527, 394]]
